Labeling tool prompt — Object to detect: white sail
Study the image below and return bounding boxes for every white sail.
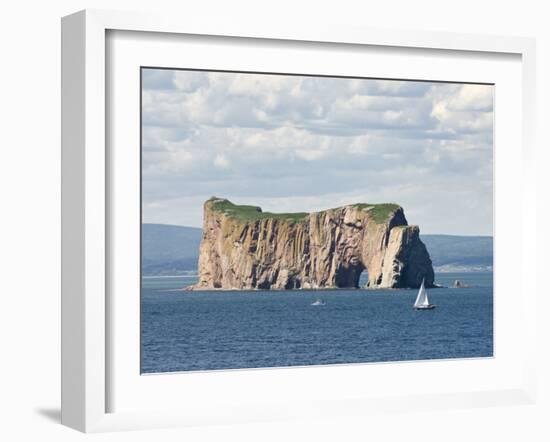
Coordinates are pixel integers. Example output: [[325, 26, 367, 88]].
[[414, 279, 429, 307], [423, 286, 430, 306]]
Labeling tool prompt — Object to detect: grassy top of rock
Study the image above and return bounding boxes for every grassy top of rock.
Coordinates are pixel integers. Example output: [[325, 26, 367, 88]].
[[207, 197, 401, 224], [208, 198, 309, 223], [352, 203, 401, 224]]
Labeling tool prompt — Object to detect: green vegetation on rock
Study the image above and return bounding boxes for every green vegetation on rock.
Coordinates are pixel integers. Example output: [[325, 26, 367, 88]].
[[208, 197, 309, 223], [352, 203, 400, 224], [208, 197, 400, 224]]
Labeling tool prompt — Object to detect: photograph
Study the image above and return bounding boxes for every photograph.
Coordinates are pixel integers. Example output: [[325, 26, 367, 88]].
[[140, 68, 494, 374]]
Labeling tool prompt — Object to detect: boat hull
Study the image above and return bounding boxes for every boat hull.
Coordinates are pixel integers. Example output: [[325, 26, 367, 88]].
[[414, 305, 436, 310]]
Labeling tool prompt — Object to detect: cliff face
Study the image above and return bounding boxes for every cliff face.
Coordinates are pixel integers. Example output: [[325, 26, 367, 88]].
[[193, 197, 434, 290]]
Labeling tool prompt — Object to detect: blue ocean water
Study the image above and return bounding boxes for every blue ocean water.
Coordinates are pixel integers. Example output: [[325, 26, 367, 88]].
[[141, 272, 493, 373]]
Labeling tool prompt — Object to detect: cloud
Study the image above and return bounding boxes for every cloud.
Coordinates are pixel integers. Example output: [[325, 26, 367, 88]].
[[295, 149, 326, 161], [213, 154, 231, 169], [172, 71, 209, 92], [430, 84, 494, 135], [349, 79, 432, 97], [141, 69, 175, 90], [446, 84, 493, 112], [141, 69, 494, 235]]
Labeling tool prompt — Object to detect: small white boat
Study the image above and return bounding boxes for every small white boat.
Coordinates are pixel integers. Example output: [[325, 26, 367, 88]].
[[413, 278, 435, 310], [311, 299, 326, 306]]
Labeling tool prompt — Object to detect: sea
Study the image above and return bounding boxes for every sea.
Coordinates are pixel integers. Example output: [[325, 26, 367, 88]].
[[141, 272, 493, 374]]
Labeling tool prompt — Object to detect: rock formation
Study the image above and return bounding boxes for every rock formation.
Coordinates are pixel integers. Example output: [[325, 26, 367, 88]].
[[192, 197, 434, 290]]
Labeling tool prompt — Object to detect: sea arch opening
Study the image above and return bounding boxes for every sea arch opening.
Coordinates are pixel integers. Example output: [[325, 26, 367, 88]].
[[334, 257, 369, 289]]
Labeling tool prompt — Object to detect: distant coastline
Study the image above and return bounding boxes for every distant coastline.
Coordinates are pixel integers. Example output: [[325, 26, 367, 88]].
[[142, 223, 493, 277], [142, 274, 198, 279], [141, 269, 493, 279], [433, 265, 493, 273]]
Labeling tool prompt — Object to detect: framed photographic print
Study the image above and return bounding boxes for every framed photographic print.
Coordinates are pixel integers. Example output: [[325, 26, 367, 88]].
[[61, 9, 537, 433], [139, 68, 494, 374]]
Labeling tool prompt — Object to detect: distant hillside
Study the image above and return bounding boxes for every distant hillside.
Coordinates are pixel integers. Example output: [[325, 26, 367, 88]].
[[141, 224, 492, 275], [141, 224, 202, 276], [421, 234, 493, 272]]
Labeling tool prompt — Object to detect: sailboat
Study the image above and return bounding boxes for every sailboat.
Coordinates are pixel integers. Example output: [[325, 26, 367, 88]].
[[413, 278, 435, 310]]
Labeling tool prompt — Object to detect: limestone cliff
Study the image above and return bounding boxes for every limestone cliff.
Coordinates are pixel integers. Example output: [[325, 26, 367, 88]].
[[192, 197, 434, 290]]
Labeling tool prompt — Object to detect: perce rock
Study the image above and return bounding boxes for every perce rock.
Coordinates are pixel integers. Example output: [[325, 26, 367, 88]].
[[192, 197, 434, 290]]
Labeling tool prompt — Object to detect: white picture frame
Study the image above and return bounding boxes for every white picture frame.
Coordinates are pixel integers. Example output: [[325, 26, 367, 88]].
[[61, 9, 537, 433]]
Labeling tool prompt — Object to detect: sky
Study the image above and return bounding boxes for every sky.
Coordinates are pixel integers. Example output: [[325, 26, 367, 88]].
[[141, 69, 493, 235]]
